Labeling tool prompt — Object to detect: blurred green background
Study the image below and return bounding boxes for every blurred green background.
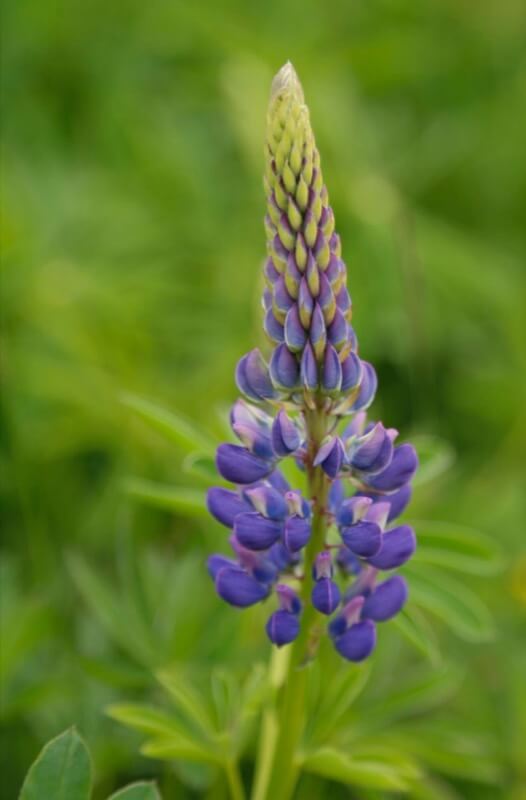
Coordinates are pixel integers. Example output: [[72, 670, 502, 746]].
[[1, 0, 526, 798]]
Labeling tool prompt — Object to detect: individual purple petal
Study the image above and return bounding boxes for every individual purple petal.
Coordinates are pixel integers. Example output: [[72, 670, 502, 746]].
[[235, 354, 260, 402], [328, 308, 348, 350], [283, 515, 311, 552], [322, 343, 342, 393], [216, 566, 269, 607], [329, 595, 365, 638], [367, 524, 416, 569], [284, 306, 307, 353], [364, 501, 391, 530], [273, 276, 295, 318], [345, 325, 356, 352], [268, 541, 297, 570], [341, 352, 362, 391], [284, 253, 301, 299], [312, 578, 341, 615], [244, 348, 275, 399], [335, 285, 351, 315], [314, 437, 345, 479], [333, 620, 377, 662], [267, 469, 290, 493], [206, 487, 251, 528], [269, 343, 300, 390], [216, 444, 273, 485], [329, 479, 344, 514], [270, 234, 288, 271], [264, 257, 280, 285], [362, 576, 408, 621], [300, 341, 318, 391], [342, 410, 367, 441], [271, 409, 301, 457], [264, 308, 285, 343], [232, 422, 274, 459], [266, 610, 300, 646], [365, 445, 419, 492], [337, 496, 372, 527], [276, 583, 302, 614], [341, 520, 382, 558], [351, 423, 393, 474], [385, 484, 412, 521], [230, 398, 271, 432], [234, 512, 283, 550], [313, 550, 334, 580], [336, 547, 362, 576], [357, 485, 412, 522], [350, 361, 377, 412], [207, 554, 237, 580], [244, 485, 289, 520]]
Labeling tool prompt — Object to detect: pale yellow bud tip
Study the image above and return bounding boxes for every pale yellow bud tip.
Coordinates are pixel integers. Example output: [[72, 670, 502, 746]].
[[270, 61, 304, 104]]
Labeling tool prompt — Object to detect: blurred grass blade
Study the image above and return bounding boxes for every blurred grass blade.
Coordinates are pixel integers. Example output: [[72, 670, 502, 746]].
[[140, 737, 221, 764], [107, 782, 161, 800], [405, 566, 494, 642], [20, 728, 92, 800], [107, 703, 198, 741], [182, 453, 220, 483], [392, 605, 442, 665], [410, 521, 504, 575], [301, 747, 412, 791], [123, 478, 206, 516], [358, 666, 463, 729], [412, 436, 455, 487], [121, 393, 214, 453], [156, 668, 215, 738], [308, 661, 371, 744], [68, 554, 157, 666]]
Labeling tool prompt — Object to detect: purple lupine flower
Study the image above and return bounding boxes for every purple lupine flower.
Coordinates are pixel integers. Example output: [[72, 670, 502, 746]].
[[207, 63, 419, 662]]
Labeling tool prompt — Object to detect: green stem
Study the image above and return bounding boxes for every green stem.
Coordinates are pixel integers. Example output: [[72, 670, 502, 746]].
[[258, 406, 330, 800], [225, 759, 246, 800]]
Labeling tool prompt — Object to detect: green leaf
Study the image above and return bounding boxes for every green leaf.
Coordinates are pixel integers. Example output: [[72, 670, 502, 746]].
[[392, 605, 442, 666], [357, 666, 463, 729], [107, 703, 197, 741], [405, 566, 494, 642], [412, 436, 455, 487], [121, 393, 213, 453], [140, 737, 221, 765], [123, 478, 206, 517], [156, 668, 215, 738], [410, 521, 503, 575], [301, 747, 411, 791], [67, 554, 156, 666], [308, 661, 371, 744], [107, 782, 161, 800], [20, 728, 92, 800]]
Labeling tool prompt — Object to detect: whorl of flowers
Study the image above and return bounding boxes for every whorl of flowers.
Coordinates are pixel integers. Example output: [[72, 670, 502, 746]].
[[207, 63, 418, 663]]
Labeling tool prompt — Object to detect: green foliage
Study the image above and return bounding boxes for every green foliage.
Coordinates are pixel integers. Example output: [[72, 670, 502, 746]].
[[20, 729, 92, 800], [19, 729, 161, 800]]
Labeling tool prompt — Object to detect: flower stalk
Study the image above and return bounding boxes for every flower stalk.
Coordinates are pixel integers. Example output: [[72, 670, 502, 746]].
[[206, 62, 419, 799]]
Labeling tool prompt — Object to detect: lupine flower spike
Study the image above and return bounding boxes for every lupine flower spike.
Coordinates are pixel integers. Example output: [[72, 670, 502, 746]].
[[207, 62, 418, 663]]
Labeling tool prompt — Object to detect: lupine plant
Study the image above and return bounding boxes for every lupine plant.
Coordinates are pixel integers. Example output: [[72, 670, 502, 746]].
[[201, 61, 419, 798]]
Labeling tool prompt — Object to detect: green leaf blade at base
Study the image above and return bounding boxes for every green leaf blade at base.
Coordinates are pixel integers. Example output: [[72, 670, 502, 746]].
[[19, 728, 92, 800], [106, 781, 161, 800]]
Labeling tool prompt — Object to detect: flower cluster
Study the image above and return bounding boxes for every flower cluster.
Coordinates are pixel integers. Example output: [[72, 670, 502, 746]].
[[207, 63, 418, 662]]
